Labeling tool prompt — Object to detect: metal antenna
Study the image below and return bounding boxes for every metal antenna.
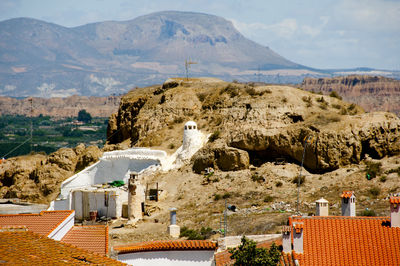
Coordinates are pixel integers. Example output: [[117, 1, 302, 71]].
[[224, 199, 227, 237], [29, 98, 33, 153], [296, 135, 314, 214], [185, 59, 197, 81]]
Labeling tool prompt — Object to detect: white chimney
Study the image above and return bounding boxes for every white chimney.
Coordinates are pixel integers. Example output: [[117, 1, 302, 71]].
[[292, 222, 304, 253], [341, 191, 356, 216], [316, 198, 329, 216], [168, 208, 180, 238], [390, 196, 400, 228], [128, 172, 142, 224], [282, 225, 291, 253]]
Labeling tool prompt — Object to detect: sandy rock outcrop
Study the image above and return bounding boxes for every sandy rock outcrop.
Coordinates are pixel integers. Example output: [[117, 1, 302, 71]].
[[0, 144, 102, 203], [192, 144, 250, 173], [108, 78, 400, 173]]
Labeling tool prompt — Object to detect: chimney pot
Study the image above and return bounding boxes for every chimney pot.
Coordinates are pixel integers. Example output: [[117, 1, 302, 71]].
[[390, 196, 400, 228]]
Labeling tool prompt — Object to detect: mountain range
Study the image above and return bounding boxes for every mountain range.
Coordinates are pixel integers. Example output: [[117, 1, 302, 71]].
[[0, 11, 398, 97]]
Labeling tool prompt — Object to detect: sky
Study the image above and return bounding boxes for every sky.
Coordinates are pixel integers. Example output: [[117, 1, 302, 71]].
[[1, 0, 399, 70]]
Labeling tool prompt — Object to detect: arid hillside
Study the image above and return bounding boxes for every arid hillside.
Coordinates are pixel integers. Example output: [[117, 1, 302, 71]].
[[0, 95, 120, 118], [1, 78, 399, 241], [300, 75, 400, 116]]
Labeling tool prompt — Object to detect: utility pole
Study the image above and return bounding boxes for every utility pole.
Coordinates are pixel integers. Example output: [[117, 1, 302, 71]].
[[296, 135, 315, 214], [224, 199, 227, 237], [185, 59, 197, 81]]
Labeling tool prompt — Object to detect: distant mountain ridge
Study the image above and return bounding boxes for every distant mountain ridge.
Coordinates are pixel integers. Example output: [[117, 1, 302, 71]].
[[0, 11, 398, 97]]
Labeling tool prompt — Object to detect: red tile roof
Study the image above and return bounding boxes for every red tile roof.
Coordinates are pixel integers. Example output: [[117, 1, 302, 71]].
[[0, 210, 73, 237], [114, 240, 217, 254], [62, 225, 109, 256], [214, 238, 285, 266], [289, 216, 400, 265], [340, 191, 355, 198], [390, 196, 400, 204], [0, 230, 124, 265]]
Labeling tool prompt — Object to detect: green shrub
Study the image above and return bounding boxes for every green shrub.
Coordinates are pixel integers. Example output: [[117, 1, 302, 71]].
[[196, 92, 208, 102], [251, 174, 264, 182], [365, 161, 382, 179], [222, 192, 231, 199], [214, 194, 222, 201], [361, 209, 376, 217], [209, 130, 220, 142], [263, 195, 274, 202], [180, 226, 213, 240], [292, 175, 305, 186], [319, 101, 328, 110], [173, 117, 184, 124], [316, 96, 326, 103], [332, 103, 341, 109], [329, 91, 342, 100], [302, 96, 312, 107], [379, 175, 387, 182], [369, 186, 381, 197]]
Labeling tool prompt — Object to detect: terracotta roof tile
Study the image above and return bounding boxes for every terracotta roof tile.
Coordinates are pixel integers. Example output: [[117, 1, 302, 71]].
[[114, 240, 217, 254], [289, 216, 400, 265], [0, 210, 74, 237], [340, 191, 355, 198], [390, 196, 400, 204], [0, 230, 124, 265], [61, 225, 108, 256]]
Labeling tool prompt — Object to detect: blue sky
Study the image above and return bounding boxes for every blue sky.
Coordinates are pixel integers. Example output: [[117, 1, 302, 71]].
[[1, 0, 399, 70]]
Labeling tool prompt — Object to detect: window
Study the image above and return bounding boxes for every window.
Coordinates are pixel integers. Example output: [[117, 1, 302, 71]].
[[188, 126, 192, 129], [344, 198, 349, 204], [184, 126, 187, 130]]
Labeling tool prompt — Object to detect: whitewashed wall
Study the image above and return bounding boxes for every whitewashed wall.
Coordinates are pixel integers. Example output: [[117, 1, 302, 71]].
[[118, 250, 215, 266], [48, 210, 75, 240]]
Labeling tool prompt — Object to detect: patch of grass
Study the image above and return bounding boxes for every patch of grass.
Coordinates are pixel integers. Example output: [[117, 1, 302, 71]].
[[222, 192, 231, 199], [368, 186, 381, 198], [302, 96, 312, 107], [329, 90, 342, 100], [209, 130, 220, 142], [387, 167, 400, 176], [292, 175, 305, 186], [365, 161, 382, 179], [251, 174, 264, 182], [168, 143, 175, 149], [263, 195, 274, 202], [379, 175, 387, 182], [214, 194, 222, 201], [180, 226, 213, 240], [361, 209, 376, 217]]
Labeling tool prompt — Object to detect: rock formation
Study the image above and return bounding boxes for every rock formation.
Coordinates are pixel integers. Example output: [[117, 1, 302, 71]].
[[300, 75, 400, 116], [0, 144, 102, 203], [108, 78, 400, 173]]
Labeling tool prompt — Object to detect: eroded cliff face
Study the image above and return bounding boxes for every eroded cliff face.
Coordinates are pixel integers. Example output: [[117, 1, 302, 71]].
[[0, 144, 102, 203], [300, 75, 400, 116], [107, 78, 400, 173], [0, 95, 121, 117]]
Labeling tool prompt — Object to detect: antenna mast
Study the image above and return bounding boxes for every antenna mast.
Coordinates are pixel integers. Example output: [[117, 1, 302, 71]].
[[29, 98, 33, 153], [185, 59, 197, 81]]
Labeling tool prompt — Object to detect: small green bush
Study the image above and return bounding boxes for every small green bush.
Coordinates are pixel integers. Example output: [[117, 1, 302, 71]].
[[263, 195, 274, 202], [329, 90, 342, 100], [332, 103, 341, 109], [222, 192, 231, 199], [369, 186, 381, 197], [209, 130, 220, 142], [365, 161, 382, 179], [292, 176, 305, 186], [214, 194, 222, 201], [361, 209, 376, 217], [379, 175, 387, 182], [251, 174, 264, 182], [302, 96, 312, 107], [180, 226, 213, 240]]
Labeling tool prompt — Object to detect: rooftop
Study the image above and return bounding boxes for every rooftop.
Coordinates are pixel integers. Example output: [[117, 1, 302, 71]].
[[61, 225, 109, 256], [0, 230, 124, 265], [289, 215, 400, 265], [114, 240, 217, 254], [0, 210, 73, 237]]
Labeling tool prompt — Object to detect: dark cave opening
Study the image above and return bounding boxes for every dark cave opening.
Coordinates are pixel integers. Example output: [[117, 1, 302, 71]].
[[360, 140, 380, 159]]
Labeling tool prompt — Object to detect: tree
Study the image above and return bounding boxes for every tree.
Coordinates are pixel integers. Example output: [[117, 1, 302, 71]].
[[77, 109, 92, 123], [229, 236, 281, 266]]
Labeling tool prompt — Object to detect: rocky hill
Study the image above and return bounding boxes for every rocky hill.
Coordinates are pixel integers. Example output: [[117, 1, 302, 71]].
[[0, 95, 120, 117], [300, 75, 400, 116], [1, 78, 400, 239]]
